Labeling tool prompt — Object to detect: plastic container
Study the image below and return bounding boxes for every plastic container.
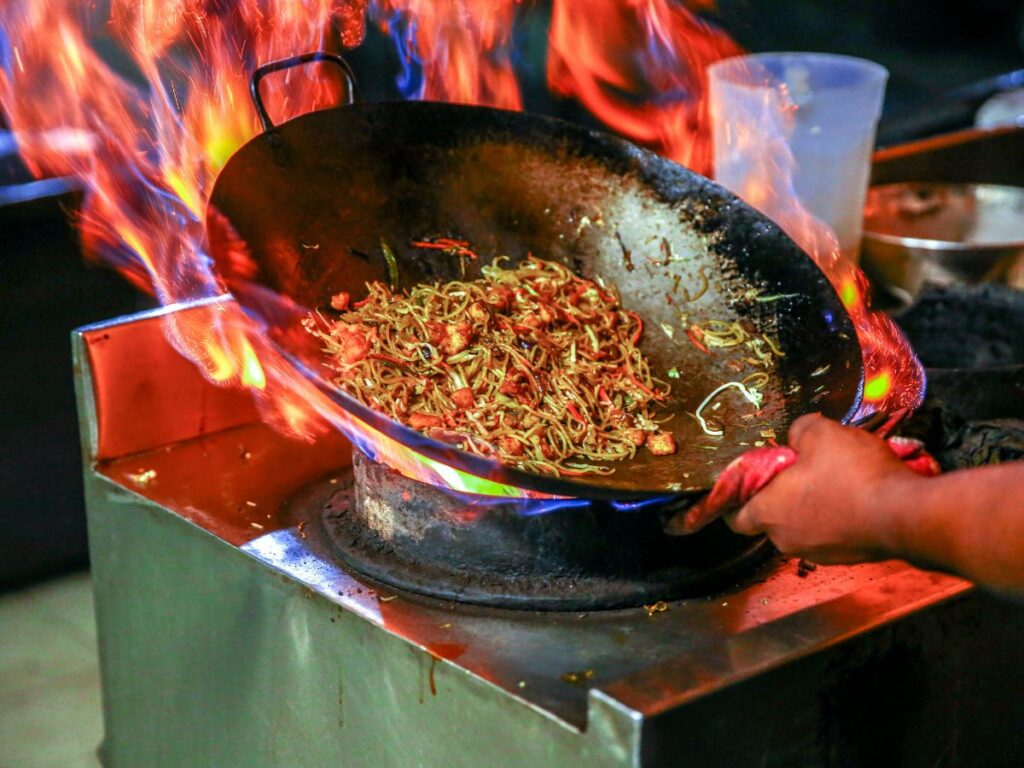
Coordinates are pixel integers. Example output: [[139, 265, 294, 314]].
[[709, 53, 888, 262]]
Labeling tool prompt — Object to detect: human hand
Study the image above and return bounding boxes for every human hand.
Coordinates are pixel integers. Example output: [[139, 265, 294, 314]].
[[723, 414, 925, 563]]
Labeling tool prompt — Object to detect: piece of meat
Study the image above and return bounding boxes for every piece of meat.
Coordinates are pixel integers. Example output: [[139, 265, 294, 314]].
[[496, 437, 525, 456], [499, 376, 524, 397], [467, 301, 491, 327], [626, 428, 647, 447], [333, 323, 373, 364], [440, 321, 476, 355], [330, 292, 351, 311], [451, 387, 475, 409], [408, 413, 444, 430], [646, 431, 676, 455], [522, 304, 556, 329], [424, 321, 446, 346], [485, 285, 512, 312]]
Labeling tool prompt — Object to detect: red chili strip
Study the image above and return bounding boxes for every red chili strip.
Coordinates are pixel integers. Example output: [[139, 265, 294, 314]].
[[566, 402, 587, 424], [556, 468, 592, 477], [410, 239, 478, 260], [686, 327, 710, 354], [625, 371, 663, 400]]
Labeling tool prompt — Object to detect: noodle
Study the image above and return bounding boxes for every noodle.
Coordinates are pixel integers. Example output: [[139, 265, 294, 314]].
[[309, 255, 675, 477]]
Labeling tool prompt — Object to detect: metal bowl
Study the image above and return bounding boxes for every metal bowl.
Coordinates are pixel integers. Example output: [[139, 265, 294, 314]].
[[862, 182, 1024, 304]]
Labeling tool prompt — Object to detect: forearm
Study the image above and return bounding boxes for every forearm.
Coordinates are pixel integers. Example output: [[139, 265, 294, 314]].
[[881, 462, 1024, 595]]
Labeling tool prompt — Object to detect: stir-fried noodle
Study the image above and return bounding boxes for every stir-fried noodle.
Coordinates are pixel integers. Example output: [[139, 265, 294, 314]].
[[308, 255, 676, 477]]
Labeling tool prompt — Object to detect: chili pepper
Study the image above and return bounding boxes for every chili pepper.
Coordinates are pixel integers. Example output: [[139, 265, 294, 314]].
[[380, 239, 399, 289], [686, 326, 710, 354], [410, 239, 478, 260], [566, 402, 586, 424], [625, 371, 663, 400]]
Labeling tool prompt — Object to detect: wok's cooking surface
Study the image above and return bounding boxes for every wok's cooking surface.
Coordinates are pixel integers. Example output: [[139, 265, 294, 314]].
[[208, 101, 862, 498]]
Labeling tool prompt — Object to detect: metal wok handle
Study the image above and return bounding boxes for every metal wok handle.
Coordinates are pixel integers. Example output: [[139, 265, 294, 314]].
[[250, 51, 361, 132]]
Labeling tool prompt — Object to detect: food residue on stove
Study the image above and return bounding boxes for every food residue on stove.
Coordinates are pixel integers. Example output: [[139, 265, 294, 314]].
[[560, 669, 595, 686], [127, 468, 157, 487], [308, 253, 674, 477], [796, 559, 818, 578]]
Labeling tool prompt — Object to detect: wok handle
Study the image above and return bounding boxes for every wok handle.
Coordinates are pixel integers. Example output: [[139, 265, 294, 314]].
[[250, 51, 361, 132]]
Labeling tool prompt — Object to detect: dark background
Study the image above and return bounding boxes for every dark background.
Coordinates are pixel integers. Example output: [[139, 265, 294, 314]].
[[2, 0, 1022, 590]]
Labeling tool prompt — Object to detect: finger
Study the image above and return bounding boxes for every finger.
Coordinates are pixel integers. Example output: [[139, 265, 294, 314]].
[[787, 412, 839, 452], [724, 501, 764, 537], [664, 505, 703, 536], [667, 493, 735, 536]]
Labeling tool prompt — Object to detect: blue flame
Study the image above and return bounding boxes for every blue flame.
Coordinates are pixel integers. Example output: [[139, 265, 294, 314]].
[[441, 488, 679, 517], [0, 32, 10, 78], [373, 4, 424, 100], [610, 495, 677, 512]]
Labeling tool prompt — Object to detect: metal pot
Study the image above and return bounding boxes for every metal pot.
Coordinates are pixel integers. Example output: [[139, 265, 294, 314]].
[[862, 182, 1024, 305]]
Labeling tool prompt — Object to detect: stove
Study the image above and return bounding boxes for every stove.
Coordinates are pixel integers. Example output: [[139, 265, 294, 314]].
[[313, 450, 770, 611], [76, 300, 1024, 768]]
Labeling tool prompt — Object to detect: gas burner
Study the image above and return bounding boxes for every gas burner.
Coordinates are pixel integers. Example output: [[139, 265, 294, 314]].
[[297, 450, 771, 610]]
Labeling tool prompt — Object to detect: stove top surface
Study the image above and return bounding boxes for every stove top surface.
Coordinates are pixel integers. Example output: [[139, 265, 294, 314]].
[[245, 513, 962, 727], [97, 420, 967, 729]]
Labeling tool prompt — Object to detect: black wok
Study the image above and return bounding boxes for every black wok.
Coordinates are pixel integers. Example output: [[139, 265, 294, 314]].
[[206, 52, 863, 500]]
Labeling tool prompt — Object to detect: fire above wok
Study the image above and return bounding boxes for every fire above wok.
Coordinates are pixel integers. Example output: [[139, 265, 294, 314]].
[[206, 53, 864, 500]]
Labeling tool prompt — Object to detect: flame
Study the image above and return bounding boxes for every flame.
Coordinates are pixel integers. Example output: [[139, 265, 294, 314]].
[[1, 0, 922, 500], [547, 0, 742, 176], [707, 65, 924, 416], [376, 0, 522, 109]]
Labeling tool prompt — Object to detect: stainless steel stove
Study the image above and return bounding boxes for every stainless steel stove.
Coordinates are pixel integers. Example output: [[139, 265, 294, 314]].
[[76, 301, 1024, 768]]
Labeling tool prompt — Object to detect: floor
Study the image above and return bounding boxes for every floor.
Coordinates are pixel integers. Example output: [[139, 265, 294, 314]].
[[0, 572, 103, 768]]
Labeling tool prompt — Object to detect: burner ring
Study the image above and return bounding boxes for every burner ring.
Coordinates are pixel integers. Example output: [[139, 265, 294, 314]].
[[294, 453, 772, 611]]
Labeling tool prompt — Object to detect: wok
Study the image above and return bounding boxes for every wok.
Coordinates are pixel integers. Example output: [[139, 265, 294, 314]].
[[206, 52, 863, 500]]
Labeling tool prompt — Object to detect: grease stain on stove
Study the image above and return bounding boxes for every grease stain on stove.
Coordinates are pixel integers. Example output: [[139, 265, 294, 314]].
[[337, 674, 345, 729]]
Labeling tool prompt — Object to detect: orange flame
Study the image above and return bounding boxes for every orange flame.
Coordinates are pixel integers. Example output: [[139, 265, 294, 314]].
[[0, 0, 547, 496], [1, 0, 921, 496], [376, 0, 522, 109], [707, 68, 924, 415], [547, 0, 741, 176]]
